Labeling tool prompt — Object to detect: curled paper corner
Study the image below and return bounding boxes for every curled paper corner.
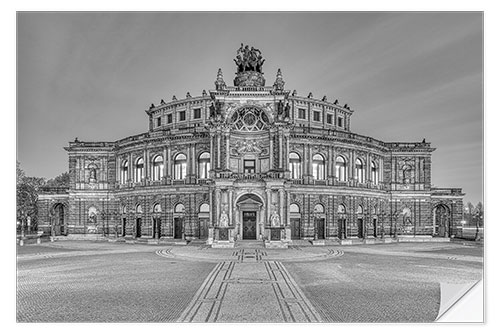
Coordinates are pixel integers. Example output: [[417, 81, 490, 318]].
[[436, 280, 483, 322]]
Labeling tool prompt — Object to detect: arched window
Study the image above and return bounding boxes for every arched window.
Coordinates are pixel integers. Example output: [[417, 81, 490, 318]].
[[136, 204, 143, 214], [356, 158, 365, 183], [198, 152, 211, 179], [152, 155, 163, 181], [199, 203, 210, 213], [290, 203, 300, 214], [357, 205, 363, 215], [289, 152, 301, 179], [135, 158, 144, 182], [153, 203, 161, 213], [174, 203, 185, 214], [335, 156, 347, 182], [122, 205, 127, 214], [314, 203, 325, 214], [371, 161, 379, 185], [337, 204, 346, 214], [120, 160, 128, 184], [312, 154, 325, 180], [174, 154, 187, 180]]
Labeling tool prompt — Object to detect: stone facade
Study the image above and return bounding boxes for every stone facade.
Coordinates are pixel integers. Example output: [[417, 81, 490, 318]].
[[38, 46, 464, 245]]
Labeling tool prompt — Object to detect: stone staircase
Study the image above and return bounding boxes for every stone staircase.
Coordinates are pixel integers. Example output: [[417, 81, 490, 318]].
[[235, 240, 265, 248]]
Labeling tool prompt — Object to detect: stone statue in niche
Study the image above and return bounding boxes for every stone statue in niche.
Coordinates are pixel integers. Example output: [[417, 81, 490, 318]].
[[270, 210, 281, 227], [89, 211, 97, 224], [284, 103, 290, 119], [220, 210, 229, 227], [276, 100, 284, 119], [89, 168, 97, 181]]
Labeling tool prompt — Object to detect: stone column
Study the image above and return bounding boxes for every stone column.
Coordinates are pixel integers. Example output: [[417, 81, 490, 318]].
[[226, 134, 230, 171], [279, 189, 285, 225], [217, 135, 221, 169], [163, 147, 167, 178], [128, 152, 132, 182], [144, 149, 149, 181], [286, 191, 291, 226], [116, 155, 121, 183], [269, 133, 274, 170], [210, 134, 214, 171], [367, 152, 371, 183], [265, 189, 271, 225], [215, 189, 221, 227], [167, 147, 172, 178], [209, 188, 213, 226], [229, 189, 233, 226], [278, 131, 283, 169]]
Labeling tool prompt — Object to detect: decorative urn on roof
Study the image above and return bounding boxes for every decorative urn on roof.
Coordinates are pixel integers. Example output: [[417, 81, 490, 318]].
[[233, 44, 266, 87]]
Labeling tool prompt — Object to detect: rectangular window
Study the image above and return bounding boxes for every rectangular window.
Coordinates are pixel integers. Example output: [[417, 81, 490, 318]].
[[298, 108, 306, 119], [327, 114, 333, 124], [167, 114, 173, 123], [179, 111, 186, 121], [313, 111, 320, 122], [193, 108, 201, 119], [243, 159, 256, 174], [156, 117, 161, 127], [338, 117, 343, 128]]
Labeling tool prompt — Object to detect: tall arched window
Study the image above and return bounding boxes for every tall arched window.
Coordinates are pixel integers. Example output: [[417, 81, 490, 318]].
[[198, 152, 211, 179], [289, 152, 301, 179], [338, 204, 346, 214], [371, 161, 379, 184], [120, 160, 128, 184], [312, 154, 325, 180], [335, 156, 347, 182], [135, 158, 144, 182], [152, 156, 163, 181], [174, 153, 187, 180], [356, 158, 365, 183], [153, 203, 161, 213]]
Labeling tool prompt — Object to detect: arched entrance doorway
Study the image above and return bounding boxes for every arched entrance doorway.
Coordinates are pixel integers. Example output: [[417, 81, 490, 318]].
[[434, 204, 450, 237], [52, 203, 66, 236], [152, 203, 162, 239], [173, 203, 185, 239], [356, 205, 364, 238], [290, 203, 301, 240], [337, 204, 347, 239], [236, 193, 263, 240], [198, 203, 210, 240], [135, 204, 143, 238], [313, 203, 326, 240]]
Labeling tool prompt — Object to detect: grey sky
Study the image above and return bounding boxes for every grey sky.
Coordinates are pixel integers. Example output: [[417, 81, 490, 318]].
[[17, 12, 483, 205]]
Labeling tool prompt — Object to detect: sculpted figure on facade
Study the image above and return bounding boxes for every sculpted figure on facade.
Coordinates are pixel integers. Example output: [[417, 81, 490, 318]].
[[219, 210, 229, 227], [234, 44, 265, 73], [270, 210, 281, 227]]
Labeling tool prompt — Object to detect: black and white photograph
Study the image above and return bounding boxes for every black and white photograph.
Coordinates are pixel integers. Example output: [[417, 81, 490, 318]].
[[15, 10, 485, 325]]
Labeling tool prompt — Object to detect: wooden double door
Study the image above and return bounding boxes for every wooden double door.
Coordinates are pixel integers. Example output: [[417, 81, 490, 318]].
[[242, 211, 257, 240]]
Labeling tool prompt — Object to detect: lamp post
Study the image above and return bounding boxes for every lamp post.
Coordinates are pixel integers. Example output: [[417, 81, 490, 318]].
[[101, 211, 106, 237]]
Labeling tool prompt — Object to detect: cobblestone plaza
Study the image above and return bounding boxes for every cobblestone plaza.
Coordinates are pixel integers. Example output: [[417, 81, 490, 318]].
[[16, 240, 482, 322]]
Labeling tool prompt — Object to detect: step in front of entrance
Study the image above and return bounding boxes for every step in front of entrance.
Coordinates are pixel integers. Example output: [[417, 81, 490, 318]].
[[235, 240, 265, 248]]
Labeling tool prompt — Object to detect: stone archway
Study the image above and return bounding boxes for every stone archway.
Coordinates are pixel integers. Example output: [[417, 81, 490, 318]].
[[236, 193, 264, 240], [433, 204, 450, 237], [50, 203, 67, 236]]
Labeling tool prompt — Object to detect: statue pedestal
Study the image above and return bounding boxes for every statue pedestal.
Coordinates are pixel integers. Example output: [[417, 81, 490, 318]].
[[211, 226, 235, 248], [264, 226, 288, 249]]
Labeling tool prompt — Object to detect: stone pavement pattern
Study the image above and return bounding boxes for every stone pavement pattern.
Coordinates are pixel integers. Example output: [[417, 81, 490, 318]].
[[16, 240, 483, 322]]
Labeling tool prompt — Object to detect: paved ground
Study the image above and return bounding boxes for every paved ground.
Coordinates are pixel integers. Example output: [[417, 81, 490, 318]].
[[16, 240, 483, 323]]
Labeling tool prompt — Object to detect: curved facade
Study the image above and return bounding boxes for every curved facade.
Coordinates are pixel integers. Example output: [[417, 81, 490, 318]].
[[38, 46, 464, 246]]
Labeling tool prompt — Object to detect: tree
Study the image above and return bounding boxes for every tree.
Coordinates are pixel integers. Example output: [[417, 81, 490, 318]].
[[17, 162, 47, 232], [46, 172, 70, 187], [465, 202, 474, 226], [473, 201, 483, 241]]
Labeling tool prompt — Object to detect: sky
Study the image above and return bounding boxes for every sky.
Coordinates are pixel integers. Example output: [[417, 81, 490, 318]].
[[16, 12, 483, 205]]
